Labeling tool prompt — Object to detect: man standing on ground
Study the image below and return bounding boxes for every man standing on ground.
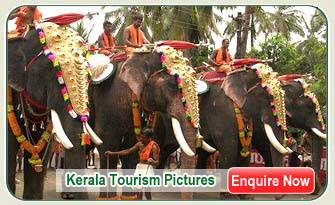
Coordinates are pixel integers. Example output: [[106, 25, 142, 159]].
[[105, 127, 160, 200]]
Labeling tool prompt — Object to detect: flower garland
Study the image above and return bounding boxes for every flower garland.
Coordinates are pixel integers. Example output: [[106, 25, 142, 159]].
[[294, 79, 325, 130], [251, 64, 288, 131], [158, 49, 199, 128], [132, 92, 142, 141], [233, 103, 253, 157], [8, 87, 53, 168], [31, 22, 90, 123]]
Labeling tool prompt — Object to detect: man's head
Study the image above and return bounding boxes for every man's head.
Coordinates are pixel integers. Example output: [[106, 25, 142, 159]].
[[140, 127, 153, 144], [132, 13, 143, 28], [103, 21, 112, 33], [221, 39, 230, 50], [27, 6, 37, 11]]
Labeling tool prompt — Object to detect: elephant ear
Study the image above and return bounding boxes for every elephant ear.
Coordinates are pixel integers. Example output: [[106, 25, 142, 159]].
[[119, 60, 148, 99], [223, 73, 247, 108], [8, 37, 26, 91]]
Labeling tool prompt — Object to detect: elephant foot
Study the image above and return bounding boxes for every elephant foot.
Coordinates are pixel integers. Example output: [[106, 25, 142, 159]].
[[274, 194, 285, 200], [61, 193, 74, 199], [238, 194, 256, 200], [219, 192, 239, 200]]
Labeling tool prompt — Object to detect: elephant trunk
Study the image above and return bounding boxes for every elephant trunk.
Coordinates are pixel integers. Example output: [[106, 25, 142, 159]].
[[51, 110, 74, 149], [311, 128, 326, 140], [264, 123, 292, 155], [309, 130, 324, 193]]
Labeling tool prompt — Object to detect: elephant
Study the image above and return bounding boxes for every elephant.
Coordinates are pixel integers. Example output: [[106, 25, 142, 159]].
[[8, 23, 102, 199], [252, 79, 326, 194], [155, 65, 291, 171], [90, 47, 209, 199]]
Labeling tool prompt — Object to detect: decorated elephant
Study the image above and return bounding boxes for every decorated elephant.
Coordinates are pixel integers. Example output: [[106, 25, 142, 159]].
[[90, 46, 214, 199], [8, 22, 102, 199], [252, 76, 326, 194], [156, 63, 291, 170]]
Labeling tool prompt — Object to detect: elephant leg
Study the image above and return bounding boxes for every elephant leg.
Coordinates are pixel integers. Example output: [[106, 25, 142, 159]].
[[236, 151, 256, 200], [196, 148, 211, 169], [256, 144, 273, 167], [8, 131, 20, 196], [22, 145, 51, 200], [61, 135, 88, 200], [311, 133, 323, 195], [269, 146, 286, 200], [119, 135, 138, 200]]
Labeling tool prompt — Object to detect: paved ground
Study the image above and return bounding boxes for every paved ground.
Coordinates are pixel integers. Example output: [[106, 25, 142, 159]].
[[14, 167, 320, 201]]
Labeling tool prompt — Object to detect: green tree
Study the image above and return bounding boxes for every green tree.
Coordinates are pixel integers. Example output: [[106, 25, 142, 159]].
[[68, 20, 94, 43], [247, 34, 300, 75], [268, 6, 305, 40]]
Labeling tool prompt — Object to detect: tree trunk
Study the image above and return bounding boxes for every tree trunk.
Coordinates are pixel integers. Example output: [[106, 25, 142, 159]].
[[250, 12, 255, 48], [241, 6, 252, 58], [235, 12, 243, 59]]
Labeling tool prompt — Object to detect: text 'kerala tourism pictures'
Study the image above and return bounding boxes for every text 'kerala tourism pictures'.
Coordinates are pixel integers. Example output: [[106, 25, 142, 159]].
[[65, 172, 215, 188], [56, 168, 314, 193]]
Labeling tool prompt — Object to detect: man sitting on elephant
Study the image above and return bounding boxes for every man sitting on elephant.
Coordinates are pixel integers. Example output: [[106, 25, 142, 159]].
[[123, 13, 151, 55], [98, 21, 117, 56], [9, 6, 42, 30], [105, 127, 160, 200], [202, 39, 233, 85], [209, 39, 232, 74]]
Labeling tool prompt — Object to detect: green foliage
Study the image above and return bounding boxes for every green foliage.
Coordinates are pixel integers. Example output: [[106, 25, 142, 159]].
[[246, 33, 326, 114], [246, 34, 300, 75], [189, 46, 213, 67], [68, 20, 93, 43]]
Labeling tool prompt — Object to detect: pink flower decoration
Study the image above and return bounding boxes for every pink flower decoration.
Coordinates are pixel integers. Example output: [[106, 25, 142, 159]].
[[176, 78, 182, 83], [183, 106, 188, 111], [39, 32, 45, 37], [61, 87, 67, 95], [266, 87, 271, 92], [48, 55, 56, 61], [160, 55, 166, 62], [81, 116, 88, 122], [255, 70, 260, 75]]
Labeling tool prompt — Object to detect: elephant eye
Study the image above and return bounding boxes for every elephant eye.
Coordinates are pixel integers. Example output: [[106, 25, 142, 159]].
[[166, 77, 178, 92]]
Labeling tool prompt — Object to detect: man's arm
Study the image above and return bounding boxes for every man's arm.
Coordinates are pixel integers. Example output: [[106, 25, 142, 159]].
[[98, 35, 105, 48], [9, 9, 25, 20], [105, 142, 140, 156], [147, 144, 159, 167], [142, 34, 150, 44], [209, 49, 221, 67], [123, 27, 140, 48]]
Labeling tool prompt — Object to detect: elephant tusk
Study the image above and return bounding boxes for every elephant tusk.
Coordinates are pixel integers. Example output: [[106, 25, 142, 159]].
[[84, 122, 103, 145], [286, 147, 293, 154], [311, 128, 326, 140], [171, 117, 195, 157], [202, 141, 216, 153], [197, 131, 216, 153], [264, 123, 290, 155], [51, 110, 74, 149]]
